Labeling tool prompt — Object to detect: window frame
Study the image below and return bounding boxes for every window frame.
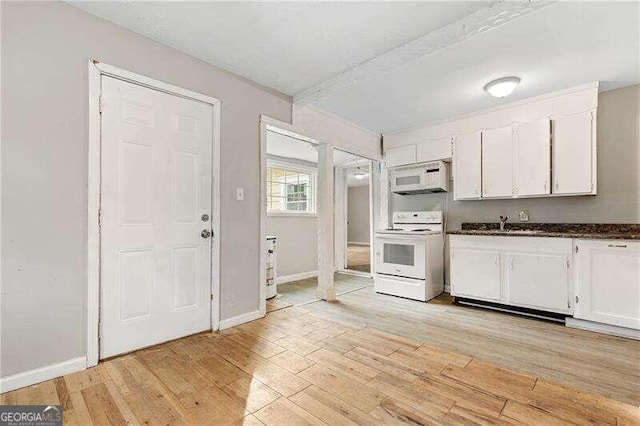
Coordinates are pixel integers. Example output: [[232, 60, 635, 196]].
[[266, 159, 318, 217]]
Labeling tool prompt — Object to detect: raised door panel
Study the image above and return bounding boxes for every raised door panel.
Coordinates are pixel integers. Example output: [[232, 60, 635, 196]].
[[417, 137, 452, 163], [506, 253, 570, 313], [515, 118, 551, 196], [482, 126, 514, 198], [385, 145, 416, 168], [450, 249, 500, 301], [453, 132, 482, 200], [575, 241, 640, 329], [101, 76, 213, 359], [552, 111, 594, 195]]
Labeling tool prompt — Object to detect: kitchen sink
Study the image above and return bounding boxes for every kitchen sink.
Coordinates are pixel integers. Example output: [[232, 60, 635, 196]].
[[500, 229, 544, 234]]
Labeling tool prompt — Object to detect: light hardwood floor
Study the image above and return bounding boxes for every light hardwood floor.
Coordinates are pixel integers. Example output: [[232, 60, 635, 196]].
[[271, 273, 372, 308], [301, 280, 640, 407], [1, 305, 638, 425], [2, 275, 639, 425], [347, 244, 370, 273]]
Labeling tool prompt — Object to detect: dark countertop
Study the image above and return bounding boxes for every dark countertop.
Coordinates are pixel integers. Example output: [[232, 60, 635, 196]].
[[446, 223, 640, 240]]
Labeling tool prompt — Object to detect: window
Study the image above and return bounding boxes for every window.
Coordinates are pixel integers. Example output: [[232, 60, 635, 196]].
[[267, 162, 316, 214]]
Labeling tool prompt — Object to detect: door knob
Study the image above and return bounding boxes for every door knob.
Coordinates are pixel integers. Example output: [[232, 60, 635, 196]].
[[201, 229, 212, 239]]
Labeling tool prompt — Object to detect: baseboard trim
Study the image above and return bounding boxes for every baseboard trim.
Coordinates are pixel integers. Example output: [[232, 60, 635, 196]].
[[276, 270, 318, 285], [219, 309, 263, 330], [0, 356, 87, 393], [566, 318, 640, 340], [444, 284, 451, 293], [347, 242, 370, 246]]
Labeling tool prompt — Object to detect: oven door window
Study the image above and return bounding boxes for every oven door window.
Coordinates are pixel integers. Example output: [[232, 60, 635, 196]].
[[383, 243, 415, 266]]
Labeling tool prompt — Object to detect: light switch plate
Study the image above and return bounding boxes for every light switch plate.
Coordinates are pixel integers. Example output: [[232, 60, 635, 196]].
[[236, 188, 244, 201]]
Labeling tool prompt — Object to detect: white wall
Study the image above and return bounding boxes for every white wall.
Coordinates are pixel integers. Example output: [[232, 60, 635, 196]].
[[348, 186, 371, 245], [1, 1, 291, 379], [266, 216, 318, 280], [391, 85, 640, 283], [293, 104, 382, 160]]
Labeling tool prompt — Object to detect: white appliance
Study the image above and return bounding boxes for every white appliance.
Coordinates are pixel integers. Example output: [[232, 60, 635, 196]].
[[390, 161, 449, 195], [374, 211, 444, 301], [266, 236, 277, 299]]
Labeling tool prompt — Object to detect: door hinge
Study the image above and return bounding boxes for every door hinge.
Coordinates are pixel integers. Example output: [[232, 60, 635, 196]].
[[98, 322, 101, 340], [566, 259, 570, 268], [575, 245, 579, 253], [211, 294, 214, 300], [98, 96, 103, 113], [98, 208, 102, 227], [567, 300, 571, 309], [575, 295, 579, 304]]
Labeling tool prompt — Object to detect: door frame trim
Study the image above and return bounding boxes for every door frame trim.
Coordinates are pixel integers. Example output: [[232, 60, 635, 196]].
[[87, 60, 221, 367]]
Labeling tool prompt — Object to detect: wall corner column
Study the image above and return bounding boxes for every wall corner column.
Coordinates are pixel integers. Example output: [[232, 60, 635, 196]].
[[316, 143, 336, 301]]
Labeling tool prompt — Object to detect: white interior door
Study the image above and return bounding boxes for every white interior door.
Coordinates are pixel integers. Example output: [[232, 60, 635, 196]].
[[100, 76, 214, 358]]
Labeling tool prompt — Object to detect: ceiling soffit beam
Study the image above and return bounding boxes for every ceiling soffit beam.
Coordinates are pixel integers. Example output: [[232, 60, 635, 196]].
[[293, 0, 555, 106]]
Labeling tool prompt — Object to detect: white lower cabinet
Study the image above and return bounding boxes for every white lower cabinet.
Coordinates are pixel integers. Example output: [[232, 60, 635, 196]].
[[505, 253, 570, 313], [450, 235, 573, 314], [574, 240, 640, 330], [450, 249, 500, 301]]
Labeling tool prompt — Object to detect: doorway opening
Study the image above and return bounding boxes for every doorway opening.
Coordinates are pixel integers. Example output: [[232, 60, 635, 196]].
[[334, 148, 379, 278]]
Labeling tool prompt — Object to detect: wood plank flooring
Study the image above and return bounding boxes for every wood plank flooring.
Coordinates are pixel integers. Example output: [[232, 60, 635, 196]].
[[272, 273, 372, 307], [2, 301, 639, 425], [301, 278, 640, 407], [347, 244, 371, 273]]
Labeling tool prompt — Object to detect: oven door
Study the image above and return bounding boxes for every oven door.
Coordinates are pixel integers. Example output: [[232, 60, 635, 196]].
[[374, 235, 426, 279], [390, 168, 426, 193]]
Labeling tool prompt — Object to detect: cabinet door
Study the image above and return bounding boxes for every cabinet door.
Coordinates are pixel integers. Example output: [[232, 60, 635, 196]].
[[453, 132, 482, 200], [450, 249, 500, 301], [482, 126, 514, 198], [385, 145, 416, 168], [515, 118, 551, 196], [417, 137, 452, 163], [505, 253, 570, 313], [552, 111, 594, 195], [575, 240, 640, 329]]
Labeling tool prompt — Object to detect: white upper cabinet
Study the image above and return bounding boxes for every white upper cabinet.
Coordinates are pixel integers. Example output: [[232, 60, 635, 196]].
[[385, 145, 416, 168], [416, 137, 453, 163], [453, 132, 482, 200], [552, 111, 595, 195], [482, 126, 514, 198], [515, 118, 551, 196]]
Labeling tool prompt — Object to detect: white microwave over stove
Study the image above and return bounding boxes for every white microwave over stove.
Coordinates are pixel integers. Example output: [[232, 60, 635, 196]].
[[390, 161, 449, 195]]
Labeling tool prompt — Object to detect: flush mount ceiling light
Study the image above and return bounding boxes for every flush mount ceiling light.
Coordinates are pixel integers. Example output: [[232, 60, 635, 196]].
[[354, 173, 366, 180], [484, 76, 521, 98]]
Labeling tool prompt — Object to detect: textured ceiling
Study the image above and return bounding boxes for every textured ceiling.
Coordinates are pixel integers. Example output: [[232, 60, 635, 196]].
[[69, 1, 639, 134]]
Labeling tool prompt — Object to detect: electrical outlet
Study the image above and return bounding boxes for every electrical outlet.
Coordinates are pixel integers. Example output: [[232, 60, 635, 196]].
[[519, 210, 529, 222], [236, 188, 244, 201]]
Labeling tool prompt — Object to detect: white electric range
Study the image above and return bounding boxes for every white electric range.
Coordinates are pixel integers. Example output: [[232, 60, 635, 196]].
[[374, 211, 444, 301]]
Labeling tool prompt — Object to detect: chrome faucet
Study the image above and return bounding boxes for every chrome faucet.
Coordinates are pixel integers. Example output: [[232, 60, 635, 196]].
[[499, 215, 510, 231]]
